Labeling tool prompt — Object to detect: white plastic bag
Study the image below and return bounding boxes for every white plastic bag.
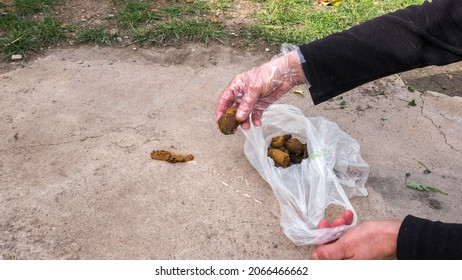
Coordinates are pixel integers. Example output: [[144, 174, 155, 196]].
[[241, 104, 369, 245]]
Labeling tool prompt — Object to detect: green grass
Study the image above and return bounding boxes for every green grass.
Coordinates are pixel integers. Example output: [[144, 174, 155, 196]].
[[213, 0, 233, 11], [0, 1, 64, 60], [15, 0, 55, 15], [162, 0, 211, 16], [132, 19, 225, 45], [252, 0, 426, 44], [77, 27, 119, 45], [115, 1, 163, 28], [1, 0, 426, 60], [116, 0, 226, 46]]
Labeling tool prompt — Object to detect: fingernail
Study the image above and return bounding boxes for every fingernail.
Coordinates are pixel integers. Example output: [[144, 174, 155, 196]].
[[235, 111, 244, 120]]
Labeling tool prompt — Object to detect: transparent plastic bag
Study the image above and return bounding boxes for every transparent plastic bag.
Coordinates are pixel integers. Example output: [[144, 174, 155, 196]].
[[241, 104, 369, 245]]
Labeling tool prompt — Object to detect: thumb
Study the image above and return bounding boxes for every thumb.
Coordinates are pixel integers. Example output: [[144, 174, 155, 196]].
[[311, 243, 347, 260]]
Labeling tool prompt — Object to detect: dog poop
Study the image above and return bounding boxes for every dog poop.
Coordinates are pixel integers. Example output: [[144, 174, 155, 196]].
[[286, 138, 305, 155], [268, 135, 309, 168], [268, 149, 291, 168], [271, 134, 292, 148], [218, 105, 241, 135], [151, 150, 194, 163]]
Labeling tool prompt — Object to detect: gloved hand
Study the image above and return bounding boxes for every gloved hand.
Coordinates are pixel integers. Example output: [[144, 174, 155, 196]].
[[216, 45, 309, 129]]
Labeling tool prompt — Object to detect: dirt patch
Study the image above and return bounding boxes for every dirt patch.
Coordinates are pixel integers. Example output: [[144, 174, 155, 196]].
[[399, 63, 462, 97], [55, 0, 116, 28]]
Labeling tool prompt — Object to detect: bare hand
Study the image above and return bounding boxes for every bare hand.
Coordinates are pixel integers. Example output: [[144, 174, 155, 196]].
[[311, 211, 401, 260]]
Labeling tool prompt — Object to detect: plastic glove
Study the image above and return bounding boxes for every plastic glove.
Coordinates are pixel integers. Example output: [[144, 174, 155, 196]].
[[216, 44, 309, 129]]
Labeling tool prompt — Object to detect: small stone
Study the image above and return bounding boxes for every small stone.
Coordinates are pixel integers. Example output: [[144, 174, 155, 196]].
[[78, 61, 84, 64], [265, 48, 270, 52], [11, 54, 22, 61]]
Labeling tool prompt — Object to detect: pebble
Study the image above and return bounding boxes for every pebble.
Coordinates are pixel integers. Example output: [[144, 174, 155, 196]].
[[265, 48, 270, 52], [11, 54, 23, 61]]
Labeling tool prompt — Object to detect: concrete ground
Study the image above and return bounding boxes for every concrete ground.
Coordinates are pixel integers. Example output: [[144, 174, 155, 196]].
[[1, 44, 461, 259]]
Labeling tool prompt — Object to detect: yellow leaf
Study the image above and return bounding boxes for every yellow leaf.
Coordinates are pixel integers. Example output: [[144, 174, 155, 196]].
[[318, 0, 342, 7]]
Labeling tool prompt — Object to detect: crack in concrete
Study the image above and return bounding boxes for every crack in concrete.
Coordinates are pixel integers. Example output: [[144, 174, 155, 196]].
[[419, 93, 460, 153], [1, 118, 166, 155], [7, 131, 111, 151], [155, 73, 195, 117], [3, 125, 134, 152]]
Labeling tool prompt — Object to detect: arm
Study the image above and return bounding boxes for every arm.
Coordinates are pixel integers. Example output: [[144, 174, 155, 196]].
[[311, 214, 462, 260], [300, 0, 462, 104], [216, 0, 462, 125], [397, 215, 462, 260]]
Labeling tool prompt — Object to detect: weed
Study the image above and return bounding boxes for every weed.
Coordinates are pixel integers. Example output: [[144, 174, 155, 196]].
[[77, 27, 118, 46], [35, 15, 64, 44], [162, 1, 211, 17], [0, 0, 63, 59], [213, 0, 233, 11], [132, 19, 224, 45], [116, 1, 162, 28], [0, 31, 35, 59], [15, 0, 55, 16], [0, 5, 63, 60]]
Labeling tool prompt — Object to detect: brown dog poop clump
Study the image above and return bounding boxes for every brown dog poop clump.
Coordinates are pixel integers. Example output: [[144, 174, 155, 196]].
[[218, 105, 241, 135], [151, 150, 194, 163], [268, 135, 309, 168]]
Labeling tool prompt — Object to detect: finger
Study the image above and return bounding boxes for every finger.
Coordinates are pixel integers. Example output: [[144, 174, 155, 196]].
[[240, 116, 251, 130], [236, 86, 258, 122], [343, 210, 354, 225], [316, 219, 332, 246], [251, 109, 263, 127], [216, 78, 241, 122], [318, 219, 330, 229], [216, 91, 237, 122], [331, 216, 347, 228]]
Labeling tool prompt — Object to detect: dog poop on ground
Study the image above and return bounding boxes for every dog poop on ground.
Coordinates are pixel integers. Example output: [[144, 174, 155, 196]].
[[268, 135, 309, 168], [151, 150, 194, 163]]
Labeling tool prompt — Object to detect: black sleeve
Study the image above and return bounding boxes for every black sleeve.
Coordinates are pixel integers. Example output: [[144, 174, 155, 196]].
[[397, 215, 462, 259], [298, 0, 462, 105]]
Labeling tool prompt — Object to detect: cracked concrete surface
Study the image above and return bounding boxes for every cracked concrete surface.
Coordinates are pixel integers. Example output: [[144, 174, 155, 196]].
[[1, 44, 462, 259]]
